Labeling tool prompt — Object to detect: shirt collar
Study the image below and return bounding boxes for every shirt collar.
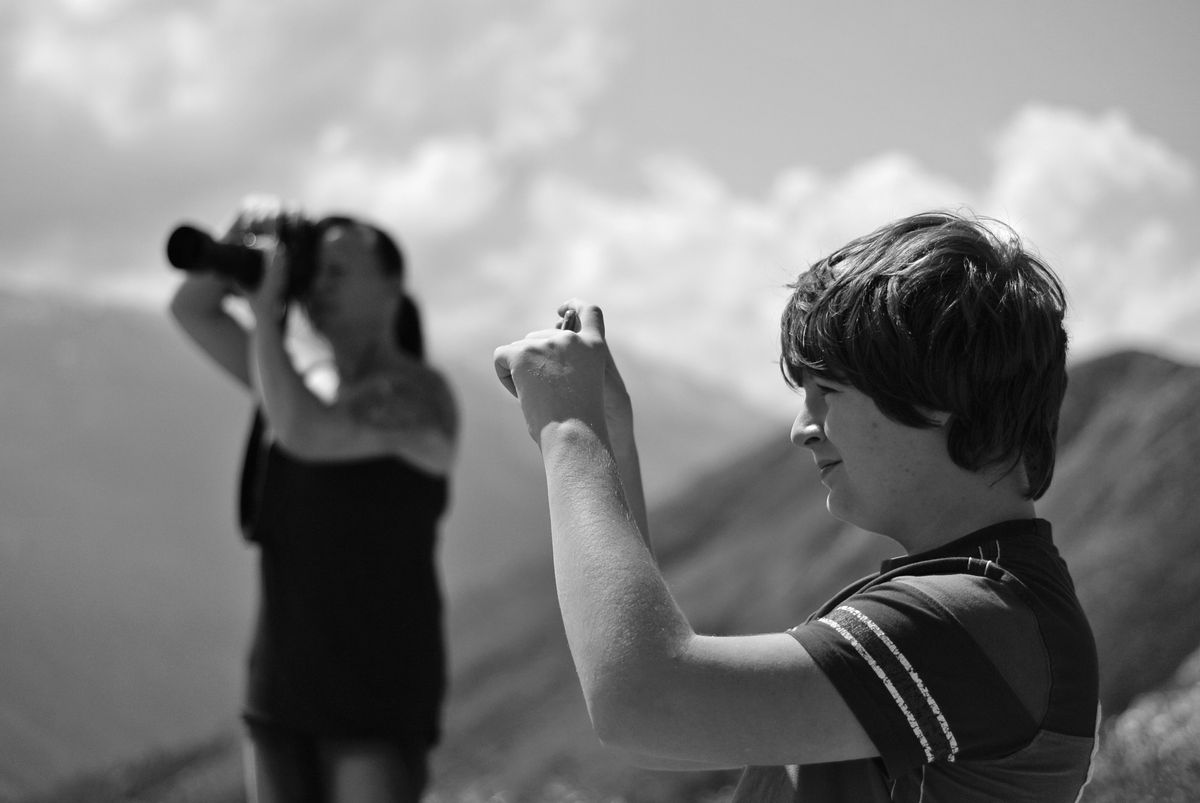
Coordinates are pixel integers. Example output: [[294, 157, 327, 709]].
[[880, 518, 1050, 574]]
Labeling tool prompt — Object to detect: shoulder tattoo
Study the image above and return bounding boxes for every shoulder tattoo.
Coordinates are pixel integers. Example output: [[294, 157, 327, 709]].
[[348, 371, 456, 436]]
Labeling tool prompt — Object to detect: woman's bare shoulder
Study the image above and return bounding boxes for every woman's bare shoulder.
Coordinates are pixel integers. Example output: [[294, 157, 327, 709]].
[[341, 358, 457, 434]]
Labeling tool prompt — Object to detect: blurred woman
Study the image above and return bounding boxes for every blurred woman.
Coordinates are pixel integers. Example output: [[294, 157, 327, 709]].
[[169, 198, 458, 803]]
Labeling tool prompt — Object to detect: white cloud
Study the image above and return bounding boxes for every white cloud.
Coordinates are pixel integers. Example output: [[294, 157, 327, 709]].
[[987, 106, 1194, 232], [10, 4, 227, 142], [441, 0, 624, 153], [301, 135, 505, 237], [291, 0, 626, 236], [457, 106, 1200, 412], [469, 153, 976, 411], [2, 2, 1197, 400], [0, 0, 627, 301], [981, 105, 1199, 361], [5, 0, 623, 152]]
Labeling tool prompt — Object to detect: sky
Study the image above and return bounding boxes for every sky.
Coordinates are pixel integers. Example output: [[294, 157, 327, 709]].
[[3, 0, 1199, 411]]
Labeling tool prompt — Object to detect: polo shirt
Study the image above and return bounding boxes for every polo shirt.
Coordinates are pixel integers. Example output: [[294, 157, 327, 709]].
[[733, 519, 1099, 802]]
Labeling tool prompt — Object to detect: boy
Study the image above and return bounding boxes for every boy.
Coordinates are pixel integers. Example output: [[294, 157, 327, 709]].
[[493, 211, 1099, 801]]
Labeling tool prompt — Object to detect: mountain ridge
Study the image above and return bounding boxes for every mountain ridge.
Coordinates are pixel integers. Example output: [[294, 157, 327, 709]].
[[0, 292, 775, 798], [3, 293, 1198, 800]]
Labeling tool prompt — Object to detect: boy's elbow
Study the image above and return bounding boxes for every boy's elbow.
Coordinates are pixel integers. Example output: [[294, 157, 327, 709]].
[[580, 627, 696, 751], [583, 665, 675, 753], [587, 684, 641, 749]]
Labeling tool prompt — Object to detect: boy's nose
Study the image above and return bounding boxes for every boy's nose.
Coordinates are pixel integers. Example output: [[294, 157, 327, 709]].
[[790, 411, 825, 448]]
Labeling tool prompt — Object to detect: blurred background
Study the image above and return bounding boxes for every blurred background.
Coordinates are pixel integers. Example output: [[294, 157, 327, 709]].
[[2, 1, 1198, 801]]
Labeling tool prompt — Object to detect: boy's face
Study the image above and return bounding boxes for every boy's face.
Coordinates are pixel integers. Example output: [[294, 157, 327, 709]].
[[790, 374, 954, 539]]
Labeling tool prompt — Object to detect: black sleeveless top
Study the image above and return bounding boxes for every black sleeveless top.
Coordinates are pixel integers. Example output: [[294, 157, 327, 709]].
[[239, 412, 449, 745]]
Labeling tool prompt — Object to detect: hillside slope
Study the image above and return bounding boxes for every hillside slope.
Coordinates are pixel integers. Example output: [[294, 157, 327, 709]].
[[1080, 643, 1200, 803], [434, 348, 1200, 800], [0, 292, 774, 799], [0, 299, 254, 797], [13, 337, 1200, 802], [1041, 350, 1200, 715]]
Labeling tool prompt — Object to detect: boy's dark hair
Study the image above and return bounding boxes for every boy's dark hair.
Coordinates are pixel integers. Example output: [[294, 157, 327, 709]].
[[780, 211, 1068, 499]]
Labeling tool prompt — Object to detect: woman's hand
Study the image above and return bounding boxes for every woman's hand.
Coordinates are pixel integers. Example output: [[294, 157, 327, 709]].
[[244, 239, 290, 327], [224, 194, 295, 326], [220, 193, 293, 245]]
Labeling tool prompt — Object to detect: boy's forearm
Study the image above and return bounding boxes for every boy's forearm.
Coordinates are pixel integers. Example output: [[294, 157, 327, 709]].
[[610, 433, 651, 552], [541, 420, 689, 703]]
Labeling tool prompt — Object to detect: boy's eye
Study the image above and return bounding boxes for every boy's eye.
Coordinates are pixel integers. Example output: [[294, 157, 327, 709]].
[[815, 383, 838, 395]]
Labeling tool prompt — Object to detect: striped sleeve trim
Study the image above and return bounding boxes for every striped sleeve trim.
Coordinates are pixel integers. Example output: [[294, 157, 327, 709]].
[[817, 604, 959, 763]]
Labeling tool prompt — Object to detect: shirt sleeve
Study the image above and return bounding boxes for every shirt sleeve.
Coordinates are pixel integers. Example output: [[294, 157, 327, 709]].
[[789, 573, 1048, 777]]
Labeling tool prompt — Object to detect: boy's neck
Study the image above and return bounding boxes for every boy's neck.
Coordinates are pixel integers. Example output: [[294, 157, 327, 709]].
[[896, 502, 1037, 555], [890, 470, 1037, 555]]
